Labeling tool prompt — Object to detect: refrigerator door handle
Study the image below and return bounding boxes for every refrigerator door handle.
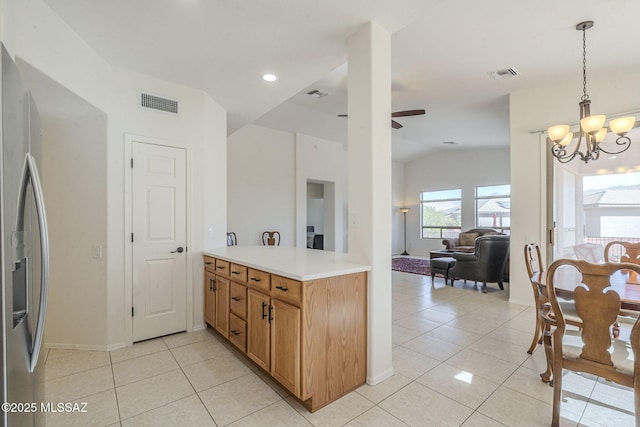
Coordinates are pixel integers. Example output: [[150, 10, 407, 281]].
[[16, 153, 50, 372]]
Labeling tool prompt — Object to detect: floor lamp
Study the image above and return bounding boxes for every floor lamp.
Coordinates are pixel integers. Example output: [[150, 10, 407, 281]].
[[400, 208, 410, 255]]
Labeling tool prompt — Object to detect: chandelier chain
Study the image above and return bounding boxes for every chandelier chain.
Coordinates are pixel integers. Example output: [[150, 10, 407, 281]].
[[581, 26, 589, 101]]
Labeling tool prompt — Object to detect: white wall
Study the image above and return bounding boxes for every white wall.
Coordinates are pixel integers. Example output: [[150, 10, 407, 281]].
[[40, 114, 108, 348], [509, 66, 640, 306], [227, 124, 296, 246], [307, 199, 324, 233], [295, 133, 347, 252], [392, 161, 405, 255], [4, 0, 227, 349], [401, 147, 510, 256], [227, 126, 349, 251]]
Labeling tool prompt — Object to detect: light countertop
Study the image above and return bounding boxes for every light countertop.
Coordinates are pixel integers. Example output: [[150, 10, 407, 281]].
[[203, 246, 371, 281]]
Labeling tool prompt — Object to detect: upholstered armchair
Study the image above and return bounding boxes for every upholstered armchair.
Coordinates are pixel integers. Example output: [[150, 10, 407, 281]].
[[449, 235, 510, 293], [442, 228, 502, 252]]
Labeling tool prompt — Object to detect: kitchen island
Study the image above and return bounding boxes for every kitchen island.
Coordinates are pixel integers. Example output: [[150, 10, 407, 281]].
[[202, 246, 370, 412]]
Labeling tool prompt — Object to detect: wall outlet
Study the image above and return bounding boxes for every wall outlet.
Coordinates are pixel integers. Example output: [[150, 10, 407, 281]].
[[92, 245, 103, 259], [350, 213, 359, 228]]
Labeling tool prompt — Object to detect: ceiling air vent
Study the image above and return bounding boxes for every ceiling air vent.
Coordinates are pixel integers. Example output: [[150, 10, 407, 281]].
[[489, 68, 519, 80], [139, 92, 179, 114], [306, 89, 328, 98]]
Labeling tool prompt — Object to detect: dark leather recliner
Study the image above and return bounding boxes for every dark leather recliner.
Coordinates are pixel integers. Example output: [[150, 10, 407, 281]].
[[449, 234, 510, 293]]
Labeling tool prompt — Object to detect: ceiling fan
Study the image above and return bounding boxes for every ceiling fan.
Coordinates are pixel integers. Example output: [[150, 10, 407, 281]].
[[338, 109, 426, 129]]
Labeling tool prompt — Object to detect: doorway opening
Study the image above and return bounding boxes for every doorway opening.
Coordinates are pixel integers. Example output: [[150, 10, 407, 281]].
[[306, 180, 336, 251]]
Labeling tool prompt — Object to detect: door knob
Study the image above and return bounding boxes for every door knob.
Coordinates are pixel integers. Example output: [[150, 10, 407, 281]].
[[171, 247, 184, 253]]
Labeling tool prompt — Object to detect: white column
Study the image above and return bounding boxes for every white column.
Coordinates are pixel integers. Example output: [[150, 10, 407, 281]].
[[347, 22, 393, 384]]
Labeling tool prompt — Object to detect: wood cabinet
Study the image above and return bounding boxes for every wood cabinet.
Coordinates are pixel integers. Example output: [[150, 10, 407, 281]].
[[214, 276, 229, 338], [229, 282, 247, 318], [270, 298, 300, 396], [203, 257, 216, 326], [203, 256, 229, 338], [247, 289, 270, 370], [229, 313, 246, 352], [203, 253, 367, 412], [204, 270, 216, 326]]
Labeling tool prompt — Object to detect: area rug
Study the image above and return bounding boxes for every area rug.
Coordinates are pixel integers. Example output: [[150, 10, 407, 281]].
[[392, 257, 430, 276]]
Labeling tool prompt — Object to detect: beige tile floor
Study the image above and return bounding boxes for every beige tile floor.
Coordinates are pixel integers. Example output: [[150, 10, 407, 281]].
[[42, 271, 636, 426]]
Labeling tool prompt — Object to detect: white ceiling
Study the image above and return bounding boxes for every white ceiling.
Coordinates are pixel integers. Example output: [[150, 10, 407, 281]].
[[44, 0, 640, 162]]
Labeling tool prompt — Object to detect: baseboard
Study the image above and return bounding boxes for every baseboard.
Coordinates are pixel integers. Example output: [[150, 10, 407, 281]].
[[366, 366, 394, 385], [45, 342, 125, 352], [508, 297, 533, 307], [192, 323, 207, 331]]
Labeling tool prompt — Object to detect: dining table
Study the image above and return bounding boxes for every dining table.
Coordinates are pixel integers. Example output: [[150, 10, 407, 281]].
[[530, 266, 640, 384], [532, 267, 640, 311]]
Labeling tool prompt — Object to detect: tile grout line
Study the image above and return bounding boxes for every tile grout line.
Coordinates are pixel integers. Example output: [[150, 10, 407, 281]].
[[108, 350, 124, 426], [164, 337, 221, 426], [387, 278, 554, 425]]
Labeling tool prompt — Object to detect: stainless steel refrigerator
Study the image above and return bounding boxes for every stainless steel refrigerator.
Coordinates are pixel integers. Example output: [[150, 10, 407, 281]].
[[1, 44, 50, 427]]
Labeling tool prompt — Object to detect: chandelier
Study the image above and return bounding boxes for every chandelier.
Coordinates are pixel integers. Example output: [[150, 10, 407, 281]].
[[547, 21, 635, 163]]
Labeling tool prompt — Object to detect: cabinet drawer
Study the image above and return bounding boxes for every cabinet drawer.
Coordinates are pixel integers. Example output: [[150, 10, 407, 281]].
[[271, 275, 301, 304], [215, 259, 230, 276], [204, 256, 216, 273], [230, 282, 247, 318], [247, 268, 270, 292], [229, 313, 246, 352], [230, 263, 248, 282]]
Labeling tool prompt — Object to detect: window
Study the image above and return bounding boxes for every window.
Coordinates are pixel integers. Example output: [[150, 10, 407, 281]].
[[475, 184, 510, 234], [420, 189, 462, 239], [582, 172, 640, 248]]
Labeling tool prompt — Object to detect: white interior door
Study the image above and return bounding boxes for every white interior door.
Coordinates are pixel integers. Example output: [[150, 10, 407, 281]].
[[132, 142, 187, 342]]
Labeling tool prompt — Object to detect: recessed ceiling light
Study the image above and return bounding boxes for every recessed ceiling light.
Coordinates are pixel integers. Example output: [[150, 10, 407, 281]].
[[262, 73, 277, 82], [608, 156, 618, 160]]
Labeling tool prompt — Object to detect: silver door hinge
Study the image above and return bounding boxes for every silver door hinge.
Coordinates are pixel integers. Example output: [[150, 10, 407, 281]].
[[130, 158, 134, 168]]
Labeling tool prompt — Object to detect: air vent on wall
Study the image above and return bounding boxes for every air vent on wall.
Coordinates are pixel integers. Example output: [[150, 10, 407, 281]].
[[139, 92, 179, 114]]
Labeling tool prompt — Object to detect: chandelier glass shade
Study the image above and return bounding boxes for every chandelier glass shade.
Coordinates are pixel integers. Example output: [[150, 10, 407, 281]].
[[547, 21, 635, 163]]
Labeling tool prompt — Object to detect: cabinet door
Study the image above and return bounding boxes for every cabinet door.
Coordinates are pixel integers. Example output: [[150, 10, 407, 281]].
[[215, 276, 229, 337], [246, 289, 270, 371], [204, 270, 216, 326], [271, 298, 300, 397]]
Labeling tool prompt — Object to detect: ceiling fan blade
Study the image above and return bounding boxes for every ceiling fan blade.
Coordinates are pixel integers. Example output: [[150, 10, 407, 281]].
[[340, 114, 407, 129], [392, 109, 426, 117]]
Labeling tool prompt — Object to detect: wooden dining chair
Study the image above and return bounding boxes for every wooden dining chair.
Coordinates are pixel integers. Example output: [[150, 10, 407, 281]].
[[524, 243, 546, 355], [524, 243, 580, 384], [227, 232, 237, 246], [261, 231, 280, 246], [545, 259, 640, 427], [604, 241, 640, 264]]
